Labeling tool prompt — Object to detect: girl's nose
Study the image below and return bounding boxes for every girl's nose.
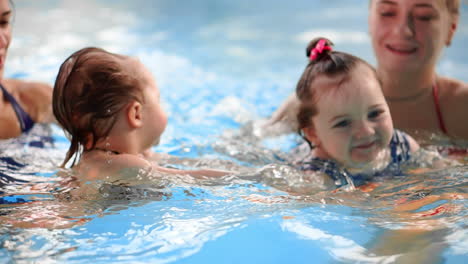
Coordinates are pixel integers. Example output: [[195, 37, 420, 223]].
[[354, 121, 375, 139]]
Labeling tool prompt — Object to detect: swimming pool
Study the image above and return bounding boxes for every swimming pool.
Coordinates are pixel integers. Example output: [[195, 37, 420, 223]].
[[1, 0, 467, 263]]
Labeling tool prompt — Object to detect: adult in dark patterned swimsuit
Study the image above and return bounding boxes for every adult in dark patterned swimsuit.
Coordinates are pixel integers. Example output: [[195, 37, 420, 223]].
[[0, 0, 53, 140]]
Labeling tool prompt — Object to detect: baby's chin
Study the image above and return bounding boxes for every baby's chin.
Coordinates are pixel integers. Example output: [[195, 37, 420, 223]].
[[144, 136, 161, 151], [346, 148, 389, 170], [351, 154, 378, 166], [152, 137, 161, 147]]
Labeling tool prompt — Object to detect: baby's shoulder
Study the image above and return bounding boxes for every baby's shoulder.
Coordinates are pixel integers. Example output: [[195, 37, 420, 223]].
[[111, 153, 152, 168], [388, 129, 419, 160], [76, 152, 152, 182]]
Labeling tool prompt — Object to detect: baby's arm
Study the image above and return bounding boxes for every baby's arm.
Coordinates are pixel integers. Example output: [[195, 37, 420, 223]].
[[153, 165, 231, 178], [406, 134, 420, 153], [103, 154, 232, 185], [139, 150, 236, 178], [147, 150, 248, 174]]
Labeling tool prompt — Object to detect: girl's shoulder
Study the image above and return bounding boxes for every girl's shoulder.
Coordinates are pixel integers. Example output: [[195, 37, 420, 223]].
[[389, 129, 419, 160]]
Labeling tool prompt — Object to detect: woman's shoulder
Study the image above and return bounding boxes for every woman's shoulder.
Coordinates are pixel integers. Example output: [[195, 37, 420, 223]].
[[3, 78, 53, 122], [4, 78, 52, 97], [438, 76, 468, 98], [437, 76, 468, 139]]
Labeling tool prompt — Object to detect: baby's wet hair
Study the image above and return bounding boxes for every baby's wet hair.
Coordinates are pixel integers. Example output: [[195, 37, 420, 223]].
[[53, 47, 144, 167]]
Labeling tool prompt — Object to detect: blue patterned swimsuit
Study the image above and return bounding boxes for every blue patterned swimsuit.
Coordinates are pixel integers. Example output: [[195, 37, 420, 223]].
[[298, 130, 412, 188], [0, 83, 35, 133]]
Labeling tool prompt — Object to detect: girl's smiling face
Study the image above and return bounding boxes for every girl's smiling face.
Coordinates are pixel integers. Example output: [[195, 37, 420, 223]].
[[303, 63, 394, 168]]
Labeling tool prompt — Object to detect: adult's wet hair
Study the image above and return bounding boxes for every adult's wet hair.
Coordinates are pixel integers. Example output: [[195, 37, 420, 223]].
[[53, 47, 144, 167], [296, 37, 379, 135]]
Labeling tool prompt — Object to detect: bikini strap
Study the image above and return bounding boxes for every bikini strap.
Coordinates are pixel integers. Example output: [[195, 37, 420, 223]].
[[432, 82, 448, 135], [0, 83, 35, 133]]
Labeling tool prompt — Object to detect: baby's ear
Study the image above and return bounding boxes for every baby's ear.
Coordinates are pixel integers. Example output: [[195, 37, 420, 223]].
[[127, 101, 144, 128], [302, 126, 320, 145]]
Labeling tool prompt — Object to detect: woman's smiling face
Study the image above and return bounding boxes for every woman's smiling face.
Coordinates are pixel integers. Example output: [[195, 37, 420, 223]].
[[368, 0, 458, 73]]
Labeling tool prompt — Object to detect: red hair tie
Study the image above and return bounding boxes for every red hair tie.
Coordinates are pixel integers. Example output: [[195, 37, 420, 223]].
[[309, 39, 332, 61]]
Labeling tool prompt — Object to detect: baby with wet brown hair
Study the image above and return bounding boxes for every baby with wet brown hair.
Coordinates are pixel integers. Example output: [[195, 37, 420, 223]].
[[53, 47, 231, 186]]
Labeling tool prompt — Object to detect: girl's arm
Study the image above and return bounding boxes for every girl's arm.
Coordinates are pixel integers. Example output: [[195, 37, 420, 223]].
[[406, 134, 420, 153]]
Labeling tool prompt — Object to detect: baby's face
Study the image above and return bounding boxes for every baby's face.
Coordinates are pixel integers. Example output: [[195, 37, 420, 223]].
[[133, 59, 168, 147], [309, 64, 394, 168]]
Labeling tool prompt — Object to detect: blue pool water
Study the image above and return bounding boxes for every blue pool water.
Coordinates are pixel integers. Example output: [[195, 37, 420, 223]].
[[1, 0, 468, 263]]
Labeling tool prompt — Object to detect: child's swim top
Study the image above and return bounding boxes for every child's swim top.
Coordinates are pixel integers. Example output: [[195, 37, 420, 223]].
[[298, 130, 412, 188], [0, 83, 35, 133]]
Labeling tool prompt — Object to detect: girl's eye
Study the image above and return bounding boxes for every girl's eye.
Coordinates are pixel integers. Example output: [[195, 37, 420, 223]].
[[0, 20, 9, 26], [333, 120, 351, 128], [368, 109, 384, 119]]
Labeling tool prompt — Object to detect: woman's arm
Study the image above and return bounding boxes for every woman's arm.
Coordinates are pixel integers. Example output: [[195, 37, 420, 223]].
[[261, 92, 300, 136], [14, 79, 55, 123]]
